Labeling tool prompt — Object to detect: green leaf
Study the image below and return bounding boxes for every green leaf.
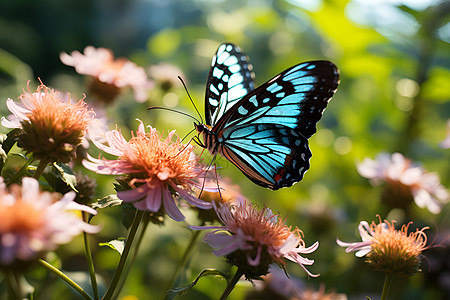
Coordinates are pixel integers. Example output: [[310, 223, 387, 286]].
[[99, 238, 125, 255], [166, 269, 228, 299], [1, 153, 29, 182], [91, 194, 123, 210], [1, 128, 21, 155], [52, 162, 77, 191], [0, 129, 22, 174]]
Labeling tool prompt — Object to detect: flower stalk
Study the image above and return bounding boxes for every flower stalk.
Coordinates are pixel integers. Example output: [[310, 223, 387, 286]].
[[102, 209, 144, 300], [164, 228, 202, 294], [380, 273, 393, 300], [115, 212, 151, 298], [33, 158, 50, 180], [36, 259, 93, 300], [83, 211, 99, 300], [219, 268, 244, 300]]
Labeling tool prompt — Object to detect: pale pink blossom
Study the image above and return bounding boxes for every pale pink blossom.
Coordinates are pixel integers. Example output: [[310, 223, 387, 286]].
[[337, 221, 381, 258], [357, 152, 449, 214], [82, 121, 215, 222], [0, 177, 99, 265], [60, 46, 153, 102], [191, 201, 319, 278]]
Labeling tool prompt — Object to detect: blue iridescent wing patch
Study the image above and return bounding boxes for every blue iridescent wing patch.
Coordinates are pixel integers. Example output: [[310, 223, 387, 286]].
[[205, 43, 254, 126], [201, 43, 339, 190]]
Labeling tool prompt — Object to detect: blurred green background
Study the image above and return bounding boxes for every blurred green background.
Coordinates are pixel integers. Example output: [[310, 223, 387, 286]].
[[1, 0, 449, 299]]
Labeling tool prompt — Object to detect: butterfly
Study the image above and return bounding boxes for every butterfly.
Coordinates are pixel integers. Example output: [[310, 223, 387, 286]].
[[194, 43, 339, 190]]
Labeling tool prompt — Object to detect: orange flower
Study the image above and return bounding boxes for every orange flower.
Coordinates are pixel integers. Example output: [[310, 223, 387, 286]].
[[192, 201, 319, 279], [83, 121, 216, 221], [1, 82, 94, 163], [337, 217, 429, 276]]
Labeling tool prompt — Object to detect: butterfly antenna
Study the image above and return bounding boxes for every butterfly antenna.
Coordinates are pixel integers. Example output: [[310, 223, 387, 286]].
[[178, 76, 203, 124], [181, 128, 197, 143], [147, 106, 200, 123]]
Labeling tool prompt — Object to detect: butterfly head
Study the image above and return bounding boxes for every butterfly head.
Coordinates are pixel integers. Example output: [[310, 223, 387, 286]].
[[194, 123, 211, 134]]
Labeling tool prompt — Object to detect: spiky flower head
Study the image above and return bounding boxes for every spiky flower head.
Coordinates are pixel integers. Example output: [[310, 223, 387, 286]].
[[191, 201, 319, 280], [337, 217, 429, 277], [83, 120, 216, 221], [1, 82, 94, 163]]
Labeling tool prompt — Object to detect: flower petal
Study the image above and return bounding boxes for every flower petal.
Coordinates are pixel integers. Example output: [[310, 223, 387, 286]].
[[145, 186, 162, 212], [171, 184, 213, 209], [162, 186, 185, 222]]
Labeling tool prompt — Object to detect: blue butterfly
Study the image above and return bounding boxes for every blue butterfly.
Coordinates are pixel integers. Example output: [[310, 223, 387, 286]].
[[195, 43, 339, 190]]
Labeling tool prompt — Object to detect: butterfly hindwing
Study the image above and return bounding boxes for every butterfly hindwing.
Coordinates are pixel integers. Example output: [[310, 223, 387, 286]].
[[205, 43, 254, 126], [219, 124, 311, 189]]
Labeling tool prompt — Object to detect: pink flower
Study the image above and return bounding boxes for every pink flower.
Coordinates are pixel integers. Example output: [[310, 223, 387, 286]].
[[1, 81, 94, 163], [0, 177, 99, 266], [337, 217, 429, 276], [357, 152, 449, 214], [60, 46, 153, 103], [82, 121, 215, 222], [191, 201, 319, 279]]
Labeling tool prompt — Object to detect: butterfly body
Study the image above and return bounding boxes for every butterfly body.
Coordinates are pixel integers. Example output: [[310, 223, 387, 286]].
[[197, 43, 339, 190]]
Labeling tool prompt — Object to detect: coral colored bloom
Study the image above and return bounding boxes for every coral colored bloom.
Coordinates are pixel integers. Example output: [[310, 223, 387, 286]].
[[0, 177, 99, 267], [60, 46, 153, 103], [357, 152, 449, 214], [82, 121, 215, 221], [1, 82, 94, 163], [337, 217, 429, 276], [191, 201, 319, 279]]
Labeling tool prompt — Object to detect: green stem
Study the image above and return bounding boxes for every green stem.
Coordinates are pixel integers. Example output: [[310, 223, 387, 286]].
[[6, 154, 34, 185], [380, 273, 393, 300], [36, 259, 93, 300], [115, 212, 151, 297], [219, 268, 243, 300], [102, 210, 145, 300], [33, 158, 50, 180], [83, 211, 99, 300], [164, 229, 202, 294]]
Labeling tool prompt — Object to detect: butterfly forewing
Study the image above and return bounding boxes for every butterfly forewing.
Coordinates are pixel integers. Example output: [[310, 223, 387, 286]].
[[205, 43, 254, 126], [214, 61, 339, 139]]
